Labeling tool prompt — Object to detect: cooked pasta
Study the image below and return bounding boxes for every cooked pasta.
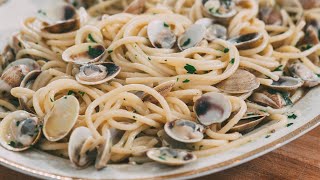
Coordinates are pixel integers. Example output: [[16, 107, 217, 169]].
[[0, 0, 319, 168]]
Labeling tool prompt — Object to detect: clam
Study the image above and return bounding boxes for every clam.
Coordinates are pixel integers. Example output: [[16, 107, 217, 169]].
[[202, 0, 237, 20], [43, 95, 79, 142], [67, 0, 98, 9], [258, 7, 282, 25], [251, 90, 286, 109], [75, 62, 120, 85], [157, 130, 188, 149], [142, 80, 176, 103], [147, 20, 176, 49], [164, 119, 204, 143], [195, 18, 227, 41], [95, 128, 112, 170], [124, 0, 146, 14], [177, 24, 206, 51], [229, 108, 268, 133], [228, 32, 263, 50], [3, 58, 40, 72], [216, 69, 260, 94], [19, 70, 42, 113], [264, 76, 303, 91], [68, 126, 97, 168], [194, 92, 232, 126], [146, 147, 196, 166], [299, 0, 320, 9], [36, 2, 79, 33], [288, 62, 320, 87], [0, 64, 30, 92], [62, 43, 106, 64], [0, 110, 41, 151], [1, 45, 15, 66]]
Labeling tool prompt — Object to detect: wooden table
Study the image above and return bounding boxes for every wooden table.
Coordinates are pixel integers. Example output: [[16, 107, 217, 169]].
[[1, 126, 319, 180]]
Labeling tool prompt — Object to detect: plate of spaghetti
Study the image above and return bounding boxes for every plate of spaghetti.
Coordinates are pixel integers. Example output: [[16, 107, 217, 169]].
[[0, 0, 320, 179]]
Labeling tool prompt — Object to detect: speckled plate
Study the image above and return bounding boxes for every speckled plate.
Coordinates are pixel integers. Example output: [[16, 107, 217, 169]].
[[0, 0, 320, 179]]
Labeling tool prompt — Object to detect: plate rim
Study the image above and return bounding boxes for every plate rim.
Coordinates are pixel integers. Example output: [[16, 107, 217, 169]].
[[1, 115, 319, 180]]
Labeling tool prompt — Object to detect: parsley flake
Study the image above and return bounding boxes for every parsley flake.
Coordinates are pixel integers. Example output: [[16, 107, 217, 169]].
[[273, 65, 283, 71], [163, 22, 169, 28], [68, 90, 75, 95], [223, 48, 229, 53], [182, 79, 190, 83], [176, 77, 179, 82], [182, 38, 191, 47], [88, 34, 96, 43], [265, 135, 271, 138], [230, 58, 235, 64], [287, 113, 297, 119], [148, 57, 151, 61], [184, 64, 197, 74], [78, 91, 86, 96], [108, 50, 113, 54], [16, 121, 20, 127], [88, 46, 104, 58], [50, 98, 54, 102], [286, 123, 294, 127]]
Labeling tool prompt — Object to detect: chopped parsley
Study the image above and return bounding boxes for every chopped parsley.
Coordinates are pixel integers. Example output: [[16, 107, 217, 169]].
[[280, 91, 293, 106], [246, 113, 255, 116], [8, 141, 16, 147], [265, 135, 271, 138], [317, 74, 320, 78], [158, 156, 166, 160], [287, 113, 297, 119], [72, 1, 78, 7], [68, 90, 75, 95], [223, 48, 229, 53], [286, 123, 294, 127], [37, 9, 47, 16], [301, 44, 313, 51], [230, 58, 235, 64], [78, 91, 86, 96], [176, 77, 179, 82], [182, 38, 191, 47], [182, 79, 190, 83], [163, 22, 169, 28], [88, 34, 96, 43], [184, 64, 197, 74], [148, 57, 151, 61], [273, 65, 283, 71], [18, 42, 22, 48], [88, 46, 104, 58], [16, 121, 20, 127], [108, 50, 113, 54], [50, 98, 54, 102], [260, 109, 268, 113], [133, 116, 136, 118]]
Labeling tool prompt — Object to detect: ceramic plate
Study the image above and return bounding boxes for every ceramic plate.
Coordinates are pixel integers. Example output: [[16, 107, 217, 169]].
[[0, 0, 319, 179]]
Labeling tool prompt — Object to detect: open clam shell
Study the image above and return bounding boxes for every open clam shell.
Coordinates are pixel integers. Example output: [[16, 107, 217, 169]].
[[142, 80, 176, 103], [36, 2, 79, 33], [202, 0, 237, 20], [147, 20, 176, 49], [43, 95, 79, 142], [251, 90, 286, 109], [157, 130, 188, 149], [194, 92, 232, 126], [0, 64, 31, 92], [177, 24, 206, 51], [288, 62, 320, 87], [164, 119, 204, 143], [228, 32, 263, 50], [0, 110, 41, 151], [229, 108, 269, 133], [216, 69, 260, 94], [75, 62, 120, 85], [258, 7, 282, 25], [95, 128, 112, 170], [147, 147, 196, 166], [264, 76, 303, 91], [3, 58, 40, 72], [62, 43, 106, 64], [195, 18, 227, 41], [68, 126, 97, 168]]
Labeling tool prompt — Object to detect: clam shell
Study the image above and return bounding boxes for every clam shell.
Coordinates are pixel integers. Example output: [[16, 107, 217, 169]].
[[251, 91, 285, 109], [288, 63, 320, 87], [4, 58, 40, 72], [216, 69, 260, 94], [43, 95, 79, 142], [95, 128, 112, 170], [195, 18, 227, 41], [75, 62, 121, 85], [142, 80, 176, 103], [194, 92, 232, 125], [147, 20, 176, 49], [147, 147, 196, 166], [177, 24, 206, 51], [228, 32, 263, 50], [62, 43, 106, 64], [202, 0, 237, 20], [0, 64, 30, 92], [157, 130, 188, 149], [0, 110, 41, 151], [164, 119, 204, 143], [265, 76, 303, 91], [123, 0, 146, 14]]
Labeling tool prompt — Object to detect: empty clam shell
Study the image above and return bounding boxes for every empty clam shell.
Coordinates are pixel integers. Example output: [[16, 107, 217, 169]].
[[0, 110, 41, 151], [75, 62, 120, 85], [68, 126, 97, 168], [43, 95, 79, 142], [37, 2, 79, 33], [0, 64, 30, 92], [194, 92, 232, 125], [228, 32, 263, 50], [164, 119, 204, 143], [142, 80, 176, 103], [229, 108, 268, 133], [95, 128, 112, 170], [288, 63, 320, 87], [147, 20, 176, 49], [251, 90, 286, 109], [147, 147, 196, 166], [62, 43, 106, 64], [216, 69, 260, 94], [195, 18, 227, 41], [177, 24, 206, 51], [265, 76, 303, 91], [203, 0, 237, 20]]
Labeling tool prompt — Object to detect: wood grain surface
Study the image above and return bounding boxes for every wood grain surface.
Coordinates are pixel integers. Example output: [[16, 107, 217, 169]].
[[1, 126, 319, 180]]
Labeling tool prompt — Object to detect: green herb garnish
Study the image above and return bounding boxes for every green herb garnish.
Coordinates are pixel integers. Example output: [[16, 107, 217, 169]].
[[301, 44, 313, 51], [265, 135, 271, 138], [287, 113, 297, 119], [108, 50, 113, 54], [72, 2, 78, 7], [16, 121, 20, 127], [223, 48, 229, 53], [182, 79, 190, 83], [280, 91, 293, 106], [68, 90, 75, 95], [50, 98, 54, 102], [182, 38, 191, 47], [8, 141, 16, 147], [273, 65, 283, 71], [148, 57, 151, 61], [163, 22, 169, 28], [184, 64, 197, 74], [78, 91, 86, 96], [88, 46, 104, 58], [176, 77, 179, 82], [230, 58, 235, 64], [158, 156, 166, 160], [286, 123, 294, 127], [88, 34, 96, 43]]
